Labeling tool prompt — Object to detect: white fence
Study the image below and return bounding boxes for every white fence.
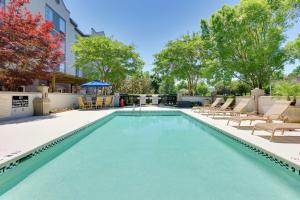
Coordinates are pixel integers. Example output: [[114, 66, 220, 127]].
[[180, 96, 212, 105], [48, 93, 81, 110], [0, 92, 80, 120]]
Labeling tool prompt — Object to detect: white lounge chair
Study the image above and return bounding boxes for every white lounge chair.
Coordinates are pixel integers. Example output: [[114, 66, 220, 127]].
[[138, 95, 147, 105], [151, 95, 160, 105]]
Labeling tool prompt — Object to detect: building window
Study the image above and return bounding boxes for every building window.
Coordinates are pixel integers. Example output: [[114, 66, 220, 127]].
[[59, 18, 66, 33], [59, 38, 66, 73], [0, 0, 5, 8], [45, 6, 53, 21], [45, 5, 67, 73], [45, 5, 66, 34]]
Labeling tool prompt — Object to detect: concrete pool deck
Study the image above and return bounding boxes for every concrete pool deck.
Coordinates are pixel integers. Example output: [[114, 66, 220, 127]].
[[0, 106, 300, 172]]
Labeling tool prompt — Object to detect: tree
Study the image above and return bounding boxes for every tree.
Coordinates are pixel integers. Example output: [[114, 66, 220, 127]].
[[228, 80, 251, 96], [214, 81, 230, 95], [159, 78, 176, 94], [288, 65, 300, 80], [150, 73, 162, 94], [286, 35, 300, 80], [286, 35, 300, 61], [200, 0, 297, 89], [196, 82, 209, 96], [119, 72, 153, 94], [154, 33, 204, 95], [0, 0, 63, 90], [175, 81, 188, 92], [72, 36, 144, 90]]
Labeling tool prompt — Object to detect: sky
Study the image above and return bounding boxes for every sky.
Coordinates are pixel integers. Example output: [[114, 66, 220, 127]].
[[64, 0, 300, 74]]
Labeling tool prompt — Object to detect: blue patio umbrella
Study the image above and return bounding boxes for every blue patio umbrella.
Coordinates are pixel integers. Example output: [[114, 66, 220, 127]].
[[80, 80, 111, 88], [80, 80, 111, 95]]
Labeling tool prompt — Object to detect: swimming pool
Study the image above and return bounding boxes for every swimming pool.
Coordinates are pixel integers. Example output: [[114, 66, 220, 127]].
[[0, 111, 300, 199]]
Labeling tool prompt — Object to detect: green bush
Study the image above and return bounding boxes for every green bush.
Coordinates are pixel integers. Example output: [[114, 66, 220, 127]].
[[196, 82, 209, 96], [273, 81, 300, 101]]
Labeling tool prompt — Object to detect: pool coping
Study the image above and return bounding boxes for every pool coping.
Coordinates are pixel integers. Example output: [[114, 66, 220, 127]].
[[0, 109, 300, 177]]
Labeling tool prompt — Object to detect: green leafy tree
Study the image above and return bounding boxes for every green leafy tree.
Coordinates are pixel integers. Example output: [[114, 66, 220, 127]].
[[214, 81, 230, 95], [175, 81, 188, 92], [286, 35, 300, 60], [72, 36, 144, 90], [196, 82, 209, 96], [150, 73, 162, 94], [154, 33, 204, 95], [119, 72, 153, 94], [200, 0, 297, 89], [159, 78, 176, 94], [229, 80, 251, 96], [286, 35, 300, 80], [178, 89, 189, 95], [288, 65, 300, 80]]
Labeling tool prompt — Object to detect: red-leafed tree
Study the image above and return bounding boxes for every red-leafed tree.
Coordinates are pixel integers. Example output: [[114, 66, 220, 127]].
[[0, 0, 63, 91]]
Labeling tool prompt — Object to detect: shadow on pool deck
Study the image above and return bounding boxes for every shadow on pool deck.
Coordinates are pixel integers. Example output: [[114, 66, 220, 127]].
[[233, 126, 254, 130], [0, 115, 58, 125], [258, 136, 300, 144], [211, 117, 232, 120], [77, 108, 116, 112]]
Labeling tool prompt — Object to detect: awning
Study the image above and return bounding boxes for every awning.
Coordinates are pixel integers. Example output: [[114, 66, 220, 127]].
[[50, 72, 87, 85]]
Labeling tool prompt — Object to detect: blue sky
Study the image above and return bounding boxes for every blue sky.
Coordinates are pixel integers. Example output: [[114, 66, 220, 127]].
[[64, 0, 300, 74]]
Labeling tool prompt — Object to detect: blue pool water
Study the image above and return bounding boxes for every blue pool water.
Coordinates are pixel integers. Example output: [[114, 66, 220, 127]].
[[0, 112, 300, 200]]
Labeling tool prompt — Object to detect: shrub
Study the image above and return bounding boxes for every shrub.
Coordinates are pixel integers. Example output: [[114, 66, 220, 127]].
[[273, 81, 300, 101]]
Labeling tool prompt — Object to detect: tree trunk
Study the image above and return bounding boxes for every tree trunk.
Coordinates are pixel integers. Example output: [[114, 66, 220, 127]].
[[187, 81, 192, 96], [258, 81, 263, 89]]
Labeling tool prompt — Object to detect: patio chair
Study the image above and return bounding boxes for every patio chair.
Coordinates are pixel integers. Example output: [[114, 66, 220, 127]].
[[104, 96, 113, 107], [138, 95, 147, 105], [227, 100, 291, 126], [206, 98, 234, 115], [78, 96, 90, 109], [210, 98, 251, 119], [252, 123, 300, 141], [151, 95, 160, 105], [95, 96, 104, 109], [193, 97, 223, 113]]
